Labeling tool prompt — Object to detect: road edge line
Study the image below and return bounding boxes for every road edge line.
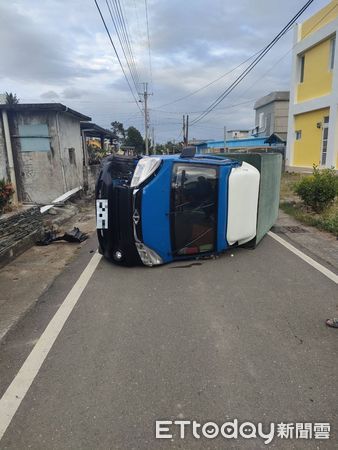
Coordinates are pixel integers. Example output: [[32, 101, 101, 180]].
[[0, 252, 102, 441], [268, 231, 338, 284]]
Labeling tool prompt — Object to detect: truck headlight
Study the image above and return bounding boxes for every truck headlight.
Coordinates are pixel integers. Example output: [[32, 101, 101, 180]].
[[135, 243, 163, 266], [130, 157, 161, 188]]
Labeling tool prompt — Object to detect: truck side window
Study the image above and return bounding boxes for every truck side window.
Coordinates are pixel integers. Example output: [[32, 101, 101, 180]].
[[171, 164, 218, 256]]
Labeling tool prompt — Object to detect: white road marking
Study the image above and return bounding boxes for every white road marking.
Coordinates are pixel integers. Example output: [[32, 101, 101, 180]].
[[268, 231, 338, 284], [0, 252, 102, 441]]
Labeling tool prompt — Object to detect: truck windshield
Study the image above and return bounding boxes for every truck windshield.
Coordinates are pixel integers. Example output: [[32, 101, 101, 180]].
[[171, 164, 218, 256]]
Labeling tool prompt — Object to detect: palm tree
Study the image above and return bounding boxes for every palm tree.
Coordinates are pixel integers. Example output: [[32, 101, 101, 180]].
[[5, 92, 19, 104]]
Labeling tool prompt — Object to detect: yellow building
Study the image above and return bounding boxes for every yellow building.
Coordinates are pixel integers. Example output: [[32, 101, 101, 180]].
[[286, 0, 338, 171]]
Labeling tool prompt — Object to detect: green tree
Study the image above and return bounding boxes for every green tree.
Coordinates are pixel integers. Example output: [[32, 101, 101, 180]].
[[5, 92, 19, 104], [165, 140, 180, 154], [124, 126, 144, 155], [155, 144, 166, 155], [110, 121, 125, 146]]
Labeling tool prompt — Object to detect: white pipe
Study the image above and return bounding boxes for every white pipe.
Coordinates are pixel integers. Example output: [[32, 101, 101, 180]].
[[2, 110, 18, 204], [40, 186, 82, 213]]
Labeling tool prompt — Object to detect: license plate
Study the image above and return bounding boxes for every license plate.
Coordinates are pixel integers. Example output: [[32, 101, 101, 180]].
[[96, 199, 108, 229]]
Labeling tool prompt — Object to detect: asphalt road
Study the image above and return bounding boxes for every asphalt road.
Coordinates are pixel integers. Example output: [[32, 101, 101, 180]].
[[0, 235, 337, 449]]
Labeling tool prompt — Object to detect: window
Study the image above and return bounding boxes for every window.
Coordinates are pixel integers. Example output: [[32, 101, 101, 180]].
[[171, 164, 218, 256], [18, 124, 50, 152], [68, 147, 76, 165], [258, 112, 265, 129], [329, 37, 336, 70], [321, 116, 329, 166], [295, 130, 302, 140], [300, 55, 305, 83]]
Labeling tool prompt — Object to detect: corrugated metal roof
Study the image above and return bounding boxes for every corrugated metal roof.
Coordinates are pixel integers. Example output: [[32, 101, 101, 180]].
[[0, 103, 91, 121], [196, 137, 270, 148]]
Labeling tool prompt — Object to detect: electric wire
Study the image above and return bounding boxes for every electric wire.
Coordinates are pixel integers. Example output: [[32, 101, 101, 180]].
[[233, 2, 338, 104], [108, 0, 141, 92], [114, 0, 141, 87], [188, 0, 337, 130], [155, 49, 263, 109], [190, 0, 314, 126], [150, 99, 256, 115], [105, 0, 140, 95], [93, 0, 143, 113], [144, 0, 153, 91]]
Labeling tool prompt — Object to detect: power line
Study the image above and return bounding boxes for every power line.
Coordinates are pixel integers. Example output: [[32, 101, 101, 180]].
[[93, 0, 143, 113], [155, 49, 263, 109], [150, 99, 256, 115], [144, 0, 153, 91], [233, 2, 338, 104], [190, 0, 314, 126], [115, 0, 141, 87], [107, 0, 141, 92], [187, 0, 337, 127], [105, 0, 140, 95]]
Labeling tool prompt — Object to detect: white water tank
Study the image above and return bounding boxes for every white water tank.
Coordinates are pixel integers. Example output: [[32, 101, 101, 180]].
[[227, 162, 260, 246]]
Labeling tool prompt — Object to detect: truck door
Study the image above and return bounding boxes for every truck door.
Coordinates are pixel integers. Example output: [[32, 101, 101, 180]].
[[171, 163, 218, 256]]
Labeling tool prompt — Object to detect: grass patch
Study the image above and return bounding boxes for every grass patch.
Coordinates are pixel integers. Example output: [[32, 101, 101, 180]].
[[280, 172, 338, 236]]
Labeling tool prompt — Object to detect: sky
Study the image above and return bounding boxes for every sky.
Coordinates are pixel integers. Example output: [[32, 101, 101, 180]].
[[0, 0, 330, 143]]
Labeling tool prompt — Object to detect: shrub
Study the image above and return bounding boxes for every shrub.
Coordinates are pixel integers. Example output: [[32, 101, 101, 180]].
[[87, 144, 109, 165], [0, 178, 15, 214], [294, 165, 338, 213]]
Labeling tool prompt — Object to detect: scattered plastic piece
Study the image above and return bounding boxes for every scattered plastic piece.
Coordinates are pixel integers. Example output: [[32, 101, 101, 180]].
[[325, 318, 338, 328]]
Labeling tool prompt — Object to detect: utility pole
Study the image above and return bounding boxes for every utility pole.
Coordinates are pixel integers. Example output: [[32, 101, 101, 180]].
[[152, 126, 155, 153], [224, 126, 227, 153], [186, 115, 189, 147], [140, 82, 152, 156], [182, 115, 189, 146], [144, 82, 149, 155]]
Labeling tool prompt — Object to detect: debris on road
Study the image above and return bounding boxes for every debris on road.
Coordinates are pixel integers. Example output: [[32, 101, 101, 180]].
[[37, 227, 88, 246], [325, 318, 338, 328]]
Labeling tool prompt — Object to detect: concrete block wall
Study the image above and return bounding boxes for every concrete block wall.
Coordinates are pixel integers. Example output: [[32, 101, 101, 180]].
[[57, 113, 84, 192], [9, 111, 84, 204], [9, 111, 65, 204], [0, 206, 43, 268], [84, 164, 101, 194]]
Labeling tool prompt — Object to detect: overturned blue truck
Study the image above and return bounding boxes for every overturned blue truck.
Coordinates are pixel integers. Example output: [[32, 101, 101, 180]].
[[95, 149, 282, 266]]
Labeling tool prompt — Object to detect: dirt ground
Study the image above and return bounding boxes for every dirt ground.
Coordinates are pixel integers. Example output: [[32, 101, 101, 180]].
[[0, 198, 97, 342]]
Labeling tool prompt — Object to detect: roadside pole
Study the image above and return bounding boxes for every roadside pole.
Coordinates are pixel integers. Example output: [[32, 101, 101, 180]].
[[224, 126, 227, 153], [144, 83, 149, 155], [152, 127, 155, 154], [186, 115, 189, 147]]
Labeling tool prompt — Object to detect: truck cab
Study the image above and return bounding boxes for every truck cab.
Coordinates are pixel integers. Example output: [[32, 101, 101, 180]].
[[96, 150, 263, 266]]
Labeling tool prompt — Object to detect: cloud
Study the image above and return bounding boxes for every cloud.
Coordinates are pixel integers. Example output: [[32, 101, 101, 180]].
[[61, 87, 87, 99], [40, 90, 59, 99], [0, 0, 330, 142]]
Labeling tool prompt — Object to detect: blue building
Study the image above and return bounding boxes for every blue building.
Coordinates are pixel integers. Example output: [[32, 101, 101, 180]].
[[195, 137, 270, 153]]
